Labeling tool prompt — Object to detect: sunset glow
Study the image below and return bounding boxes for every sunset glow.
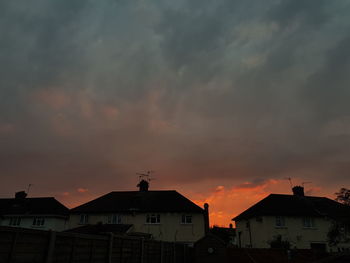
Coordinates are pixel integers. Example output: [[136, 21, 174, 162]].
[[1, 0, 350, 229]]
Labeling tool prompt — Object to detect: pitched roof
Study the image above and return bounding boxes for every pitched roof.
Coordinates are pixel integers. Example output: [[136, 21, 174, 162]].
[[71, 190, 204, 214], [0, 197, 69, 216], [233, 194, 350, 221]]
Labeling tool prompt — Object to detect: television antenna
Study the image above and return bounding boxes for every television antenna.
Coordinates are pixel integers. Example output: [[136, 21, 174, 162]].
[[284, 177, 294, 189], [26, 184, 33, 196], [136, 170, 156, 182], [302, 181, 312, 187]]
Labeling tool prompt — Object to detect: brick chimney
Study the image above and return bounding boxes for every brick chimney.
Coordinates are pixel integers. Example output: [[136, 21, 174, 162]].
[[292, 186, 305, 196], [137, 180, 149, 192], [204, 203, 209, 234], [15, 191, 27, 199]]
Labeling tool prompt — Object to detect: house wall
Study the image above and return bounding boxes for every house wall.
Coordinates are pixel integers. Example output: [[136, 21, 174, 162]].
[[0, 216, 68, 231], [68, 212, 206, 243], [236, 216, 350, 252]]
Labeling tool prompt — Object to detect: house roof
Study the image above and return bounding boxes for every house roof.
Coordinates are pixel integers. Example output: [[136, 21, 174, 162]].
[[233, 194, 350, 221], [0, 197, 69, 216], [71, 190, 204, 214]]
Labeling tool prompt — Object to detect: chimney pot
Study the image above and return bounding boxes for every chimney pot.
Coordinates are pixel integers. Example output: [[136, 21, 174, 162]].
[[292, 186, 305, 196], [137, 180, 149, 192], [15, 191, 27, 199]]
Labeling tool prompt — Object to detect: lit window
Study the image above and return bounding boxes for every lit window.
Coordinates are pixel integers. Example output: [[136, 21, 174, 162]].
[[146, 214, 160, 224], [181, 215, 192, 224], [275, 216, 285, 227], [9, 217, 21, 226], [79, 214, 89, 224], [303, 217, 315, 228], [107, 214, 121, 224], [32, 217, 45, 226]]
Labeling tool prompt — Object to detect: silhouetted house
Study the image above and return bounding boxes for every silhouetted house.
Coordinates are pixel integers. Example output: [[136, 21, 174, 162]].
[[69, 181, 209, 243], [194, 233, 227, 263], [0, 191, 69, 231], [233, 186, 350, 252], [209, 225, 236, 246]]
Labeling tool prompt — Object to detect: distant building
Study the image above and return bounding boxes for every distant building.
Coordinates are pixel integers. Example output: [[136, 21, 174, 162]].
[[193, 225, 236, 263], [233, 186, 350, 252], [68, 180, 209, 244], [0, 191, 69, 231], [209, 225, 236, 246]]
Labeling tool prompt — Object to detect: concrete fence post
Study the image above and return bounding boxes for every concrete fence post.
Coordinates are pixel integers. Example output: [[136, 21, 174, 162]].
[[108, 233, 114, 263], [45, 231, 56, 263], [140, 238, 144, 263], [8, 231, 19, 263]]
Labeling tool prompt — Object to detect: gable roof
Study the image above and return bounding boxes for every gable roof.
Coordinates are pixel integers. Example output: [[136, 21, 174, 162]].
[[0, 197, 69, 216], [71, 190, 204, 214], [233, 194, 350, 221]]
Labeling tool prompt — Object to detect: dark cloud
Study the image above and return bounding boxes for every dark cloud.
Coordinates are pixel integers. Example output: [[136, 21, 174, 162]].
[[0, 0, 350, 201]]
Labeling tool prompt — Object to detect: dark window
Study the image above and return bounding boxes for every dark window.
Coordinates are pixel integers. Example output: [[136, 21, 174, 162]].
[[79, 214, 89, 224], [9, 217, 21, 226], [146, 214, 160, 224], [181, 215, 192, 224], [107, 214, 121, 224], [275, 216, 286, 227], [303, 217, 315, 228], [32, 217, 45, 226]]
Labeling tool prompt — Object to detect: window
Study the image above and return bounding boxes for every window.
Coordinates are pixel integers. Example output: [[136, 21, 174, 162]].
[[146, 214, 160, 224], [79, 214, 89, 224], [275, 216, 286, 227], [303, 217, 315, 228], [181, 215, 192, 224], [32, 217, 45, 226], [107, 214, 121, 224], [9, 217, 21, 226]]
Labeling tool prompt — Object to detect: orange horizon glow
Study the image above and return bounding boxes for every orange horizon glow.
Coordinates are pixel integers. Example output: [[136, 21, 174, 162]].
[[55, 179, 336, 228]]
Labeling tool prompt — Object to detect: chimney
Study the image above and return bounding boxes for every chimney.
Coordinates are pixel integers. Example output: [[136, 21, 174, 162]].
[[137, 180, 149, 192], [204, 203, 209, 234], [292, 186, 304, 196], [15, 191, 27, 199]]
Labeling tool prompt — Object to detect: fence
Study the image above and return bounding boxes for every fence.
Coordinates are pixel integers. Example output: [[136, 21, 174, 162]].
[[0, 227, 190, 263]]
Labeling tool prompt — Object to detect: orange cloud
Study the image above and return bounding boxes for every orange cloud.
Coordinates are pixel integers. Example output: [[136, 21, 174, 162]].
[[77, 188, 89, 193], [191, 178, 325, 227], [34, 89, 71, 110]]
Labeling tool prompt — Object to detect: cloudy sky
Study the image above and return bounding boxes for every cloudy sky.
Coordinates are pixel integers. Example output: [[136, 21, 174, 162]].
[[1, 0, 350, 226]]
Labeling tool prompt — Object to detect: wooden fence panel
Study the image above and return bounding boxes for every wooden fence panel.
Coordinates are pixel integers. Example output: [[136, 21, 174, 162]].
[[143, 241, 161, 263], [120, 238, 142, 263], [11, 231, 49, 263], [0, 231, 14, 263], [53, 235, 75, 263], [91, 239, 109, 263], [0, 227, 189, 263], [162, 242, 175, 263]]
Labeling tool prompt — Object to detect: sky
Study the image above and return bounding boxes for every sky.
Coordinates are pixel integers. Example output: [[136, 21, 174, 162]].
[[1, 0, 350, 226]]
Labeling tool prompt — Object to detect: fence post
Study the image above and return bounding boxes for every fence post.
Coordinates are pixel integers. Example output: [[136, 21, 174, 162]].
[[45, 231, 56, 263], [89, 239, 95, 263], [140, 238, 144, 263], [108, 233, 114, 263], [120, 238, 123, 262], [183, 244, 186, 263], [160, 241, 163, 263], [69, 237, 77, 263], [8, 231, 19, 263]]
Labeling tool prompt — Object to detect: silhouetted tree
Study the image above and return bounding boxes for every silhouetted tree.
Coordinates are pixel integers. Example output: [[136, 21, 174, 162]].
[[335, 188, 350, 205]]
